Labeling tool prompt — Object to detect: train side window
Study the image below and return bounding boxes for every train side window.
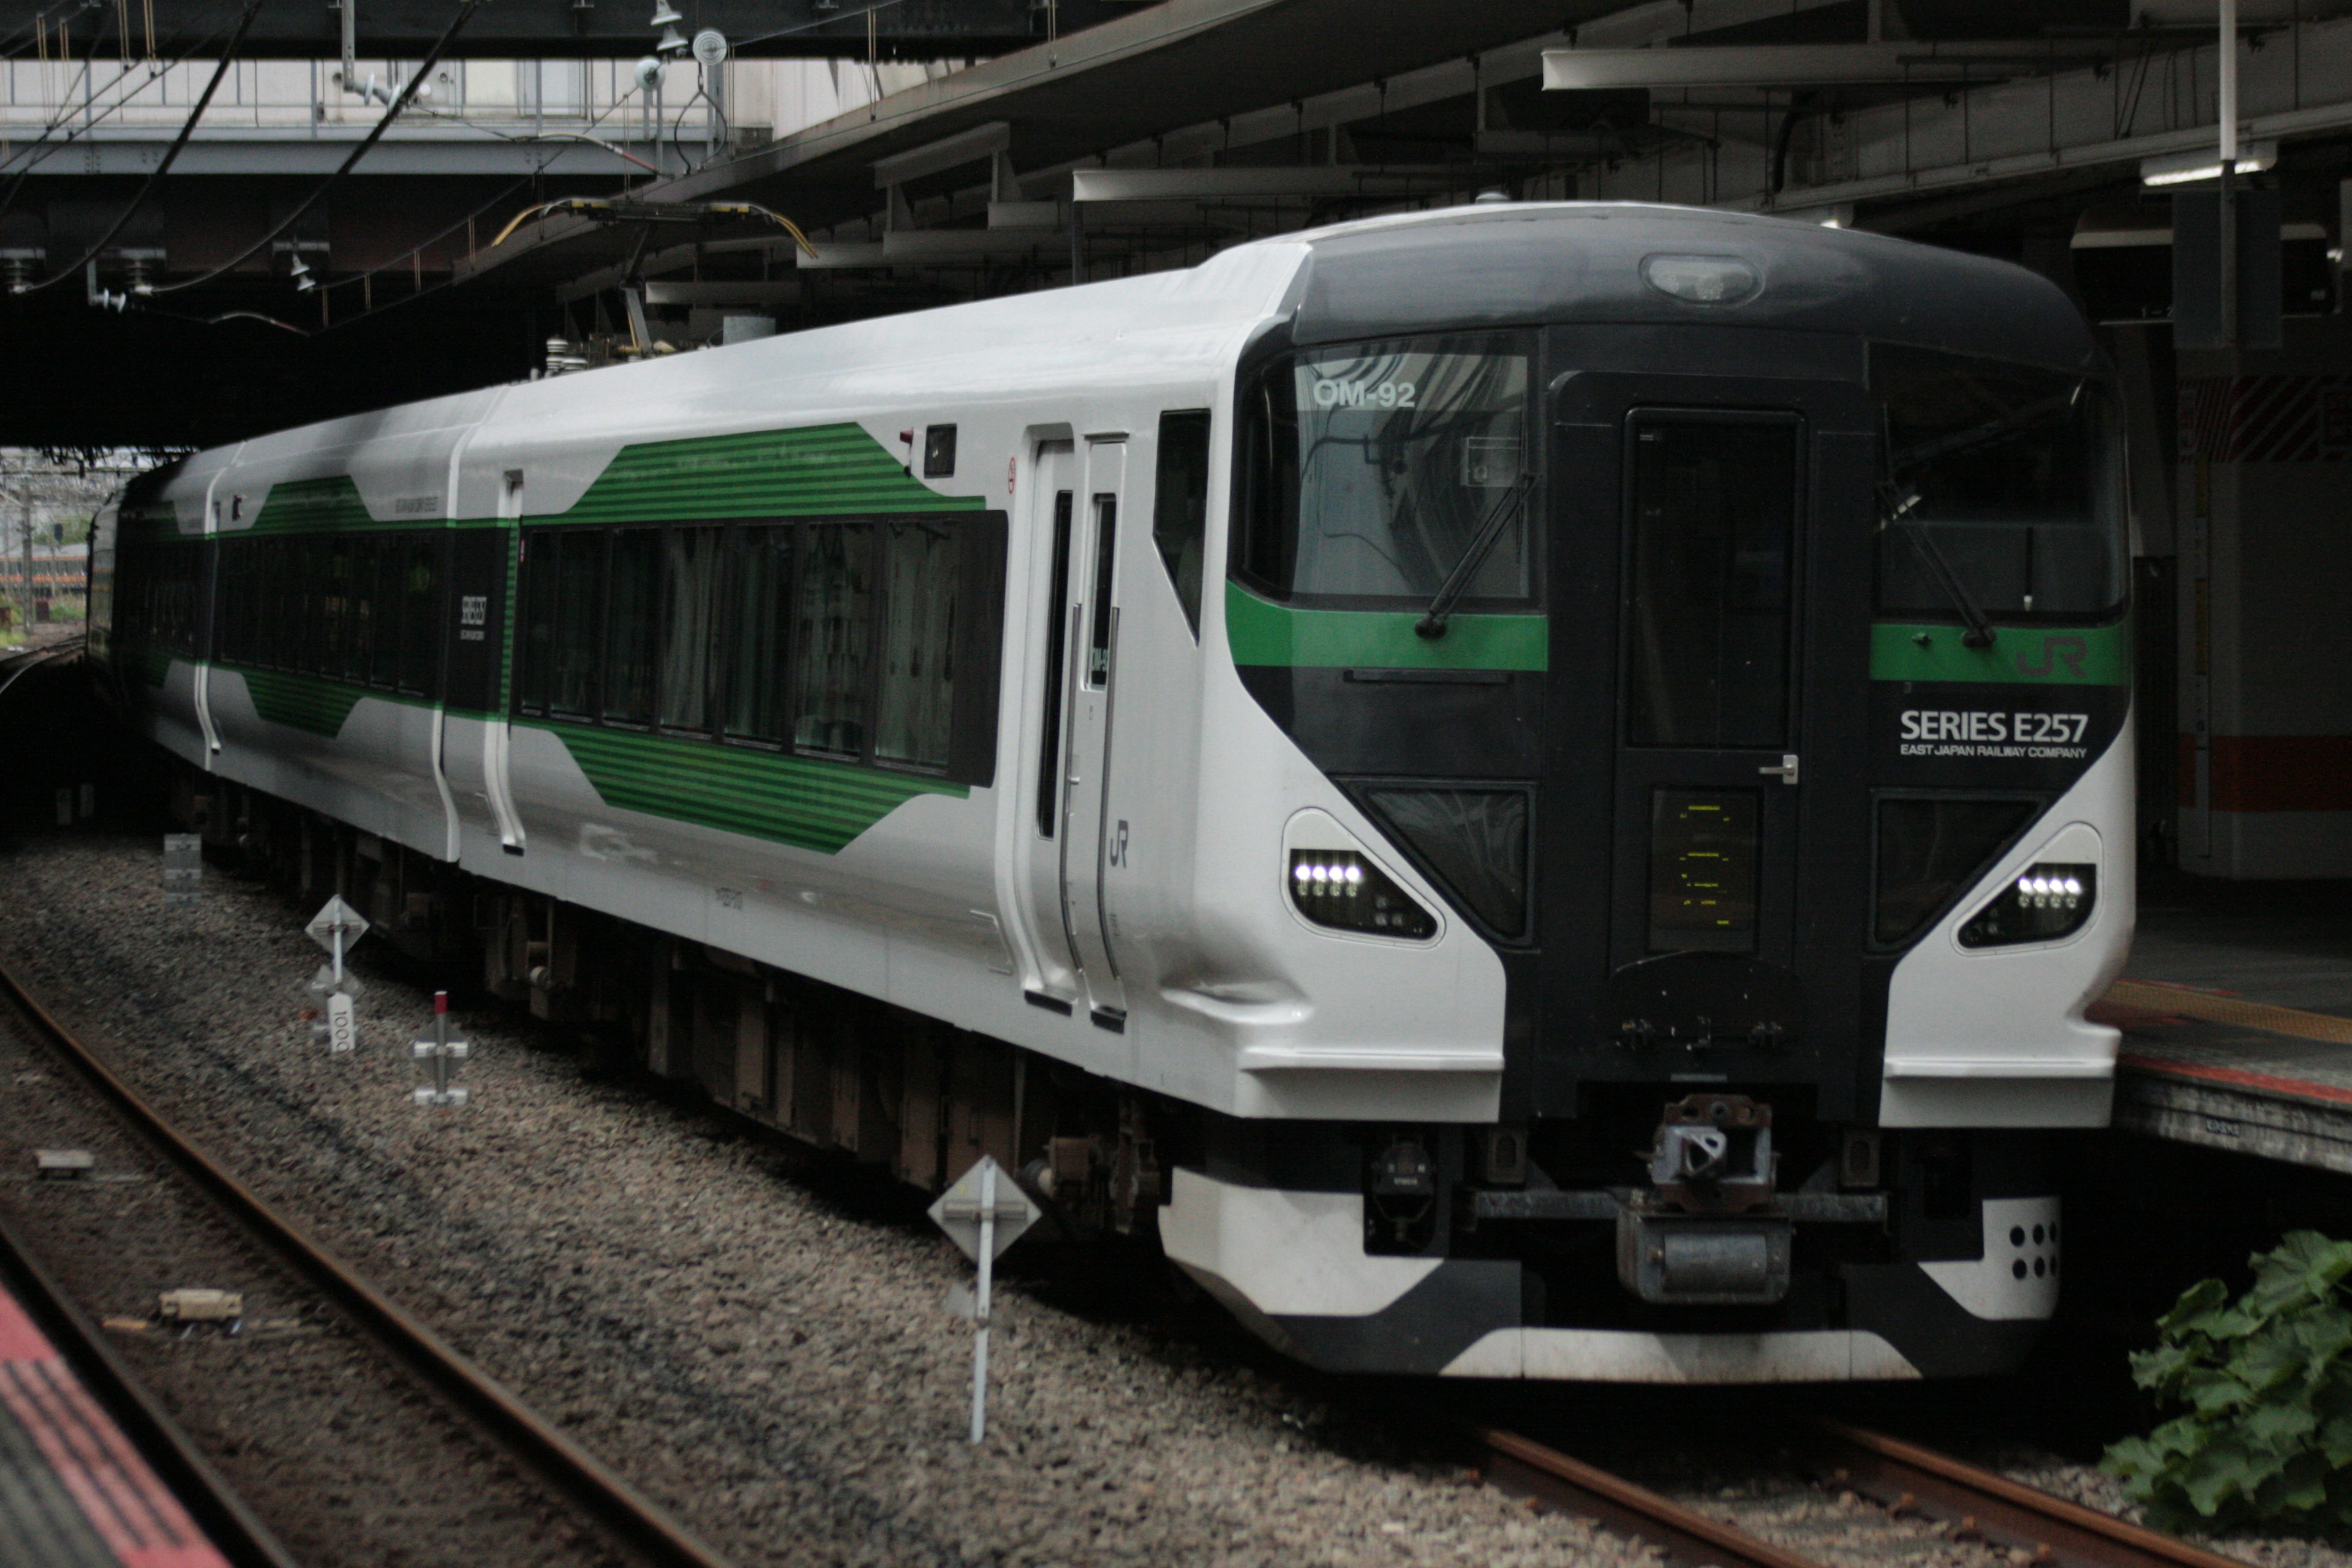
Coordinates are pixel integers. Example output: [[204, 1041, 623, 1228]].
[[1086, 496, 1116, 687], [349, 535, 378, 684], [549, 530, 601, 717], [1036, 491, 1075, 836], [791, 522, 876, 757], [723, 524, 793, 744], [876, 518, 959, 770], [603, 527, 660, 725], [516, 533, 554, 715], [1152, 410, 1211, 639], [322, 536, 352, 679], [399, 536, 438, 696], [371, 537, 404, 689], [658, 524, 723, 733]]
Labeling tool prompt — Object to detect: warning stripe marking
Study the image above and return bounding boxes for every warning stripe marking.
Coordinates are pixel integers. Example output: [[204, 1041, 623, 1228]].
[[2178, 374, 2352, 463], [0, 1287, 230, 1568], [2106, 976, 2352, 1047]]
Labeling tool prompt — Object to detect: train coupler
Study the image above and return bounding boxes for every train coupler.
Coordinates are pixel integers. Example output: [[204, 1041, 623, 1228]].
[[1617, 1095, 1792, 1305]]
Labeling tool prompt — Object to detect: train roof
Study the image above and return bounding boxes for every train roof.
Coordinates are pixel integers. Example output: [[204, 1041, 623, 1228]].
[[1271, 202, 2101, 373]]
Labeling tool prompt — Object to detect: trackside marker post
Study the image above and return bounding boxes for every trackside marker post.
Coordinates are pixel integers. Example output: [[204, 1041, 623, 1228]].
[[927, 1155, 1039, 1444], [410, 991, 470, 1108], [304, 895, 371, 1051]]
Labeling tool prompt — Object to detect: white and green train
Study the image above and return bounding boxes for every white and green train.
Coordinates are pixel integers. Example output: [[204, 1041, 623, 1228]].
[[91, 202, 2133, 1382]]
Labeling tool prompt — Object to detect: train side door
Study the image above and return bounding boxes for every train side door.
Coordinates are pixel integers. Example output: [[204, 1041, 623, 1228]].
[[1019, 441, 1084, 1002], [1059, 438, 1129, 1028]]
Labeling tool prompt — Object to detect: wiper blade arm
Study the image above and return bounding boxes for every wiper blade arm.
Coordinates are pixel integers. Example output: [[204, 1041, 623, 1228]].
[[1879, 482, 1996, 649], [1415, 474, 1532, 640]]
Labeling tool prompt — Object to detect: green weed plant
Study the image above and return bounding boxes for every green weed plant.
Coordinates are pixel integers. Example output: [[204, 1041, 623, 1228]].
[[2101, 1231, 2352, 1535]]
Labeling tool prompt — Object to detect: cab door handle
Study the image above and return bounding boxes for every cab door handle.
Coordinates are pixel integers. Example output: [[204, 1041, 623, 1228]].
[[1759, 754, 1800, 785]]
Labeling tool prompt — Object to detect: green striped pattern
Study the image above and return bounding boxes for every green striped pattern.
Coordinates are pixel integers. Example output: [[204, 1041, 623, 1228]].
[[1869, 620, 2129, 685], [251, 477, 379, 532], [546, 424, 984, 524], [1224, 581, 1548, 671], [543, 723, 965, 854], [237, 669, 367, 736]]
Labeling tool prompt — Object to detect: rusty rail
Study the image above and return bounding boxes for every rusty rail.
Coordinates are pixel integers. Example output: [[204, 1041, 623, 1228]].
[[1474, 1425, 1825, 1568], [0, 949, 739, 1568], [1815, 1420, 2251, 1568]]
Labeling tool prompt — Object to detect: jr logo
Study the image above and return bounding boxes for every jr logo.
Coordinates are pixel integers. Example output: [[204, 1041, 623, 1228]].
[[1107, 820, 1129, 869], [2015, 635, 2089, 679]]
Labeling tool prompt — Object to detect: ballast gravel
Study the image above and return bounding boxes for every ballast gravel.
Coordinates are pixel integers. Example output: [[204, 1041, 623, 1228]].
[[0, 831, 1640, 1568]]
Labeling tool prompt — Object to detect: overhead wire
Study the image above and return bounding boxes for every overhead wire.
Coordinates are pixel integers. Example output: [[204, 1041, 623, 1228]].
[[15, 0, 266, 296], [149, 0, 488, 295]]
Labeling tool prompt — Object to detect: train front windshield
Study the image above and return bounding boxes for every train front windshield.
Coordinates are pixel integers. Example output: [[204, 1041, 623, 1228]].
[[1872, 344, 2127, 624], [1236, 334, 1535, 607]]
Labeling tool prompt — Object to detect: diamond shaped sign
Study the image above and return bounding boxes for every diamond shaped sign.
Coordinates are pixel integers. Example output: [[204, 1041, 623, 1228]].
[[304, 895, 371, 956], [927, 1156, 1041, 1263]]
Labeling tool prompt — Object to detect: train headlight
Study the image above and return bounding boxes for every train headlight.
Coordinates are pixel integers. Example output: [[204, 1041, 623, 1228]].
[[1958, 862, 2097, 948], [1287, 850, 1436, 940]]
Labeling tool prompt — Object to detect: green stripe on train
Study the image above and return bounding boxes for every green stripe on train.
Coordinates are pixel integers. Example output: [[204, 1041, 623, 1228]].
[[1224, 581, 1547, 672], [544, 423, 985, 524], [541, 723, 965, 854], [1869, 621, 2129, 685]]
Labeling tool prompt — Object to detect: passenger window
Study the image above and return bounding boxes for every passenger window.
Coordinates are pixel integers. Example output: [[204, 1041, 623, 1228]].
[[1152, 410, 1210, 638], [603, 528, 659, 725], [550, 531, 600, 717], [725, 525, 793, 743], [323, 537, 352, 679], [371, 538, 404, 689], [399, 537, 438, 696], [518, 534, 556, 715], [792, 524, 876, 756], [659, 525, 722, 732], [349, 536, 378, 684], [876, 518, 959, 770]]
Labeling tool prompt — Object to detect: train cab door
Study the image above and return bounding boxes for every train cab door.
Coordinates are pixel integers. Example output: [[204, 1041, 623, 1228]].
[[1608, 407, 1807, 995], [1058, 438, 1131, 1030], [1547, 355, 1879, 1112]]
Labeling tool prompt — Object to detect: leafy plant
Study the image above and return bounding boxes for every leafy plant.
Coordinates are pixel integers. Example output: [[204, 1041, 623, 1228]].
[[2101, 1231, 2352, 1535]]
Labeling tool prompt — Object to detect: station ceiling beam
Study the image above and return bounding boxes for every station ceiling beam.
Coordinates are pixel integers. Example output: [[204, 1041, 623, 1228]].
[[28, 0, 1128, 59]]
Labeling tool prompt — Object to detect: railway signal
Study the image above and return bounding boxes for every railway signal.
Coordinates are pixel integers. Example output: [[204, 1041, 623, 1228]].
[[927, 1156, 1039, 1444]]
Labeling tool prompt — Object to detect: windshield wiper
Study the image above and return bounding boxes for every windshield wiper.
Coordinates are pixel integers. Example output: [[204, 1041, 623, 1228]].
[[1879, 481, 1996, 649], [1415, 473, 1532, 640]]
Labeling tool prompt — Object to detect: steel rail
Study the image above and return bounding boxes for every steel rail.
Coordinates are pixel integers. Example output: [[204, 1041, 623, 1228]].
[[1473, 1425, 1826, 1568], [0, 1205, 300, 1568], [1814, 1420, 2252, 1568], [0, 952, 739, 1568]]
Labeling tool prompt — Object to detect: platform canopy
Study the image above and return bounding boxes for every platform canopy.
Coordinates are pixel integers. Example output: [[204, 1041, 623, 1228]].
[[5, 0, 2351, 443]]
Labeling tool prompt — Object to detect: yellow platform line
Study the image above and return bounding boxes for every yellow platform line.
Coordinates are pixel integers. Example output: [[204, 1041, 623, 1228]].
[[2106, 977, 2352, 1047]]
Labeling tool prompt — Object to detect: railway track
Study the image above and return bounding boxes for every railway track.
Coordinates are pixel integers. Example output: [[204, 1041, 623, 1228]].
[[0, 951, 738, 1568], [0, 1204, 298, 1568], [1471, 1419, 2252, 1568]]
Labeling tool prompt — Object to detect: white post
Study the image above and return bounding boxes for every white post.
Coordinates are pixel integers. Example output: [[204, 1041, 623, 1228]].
[[332, 921, 345, 986], [2219, 0, 2240, 345], [2218, 0, 2239, 168], [970, 1161, 996, 1444]]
